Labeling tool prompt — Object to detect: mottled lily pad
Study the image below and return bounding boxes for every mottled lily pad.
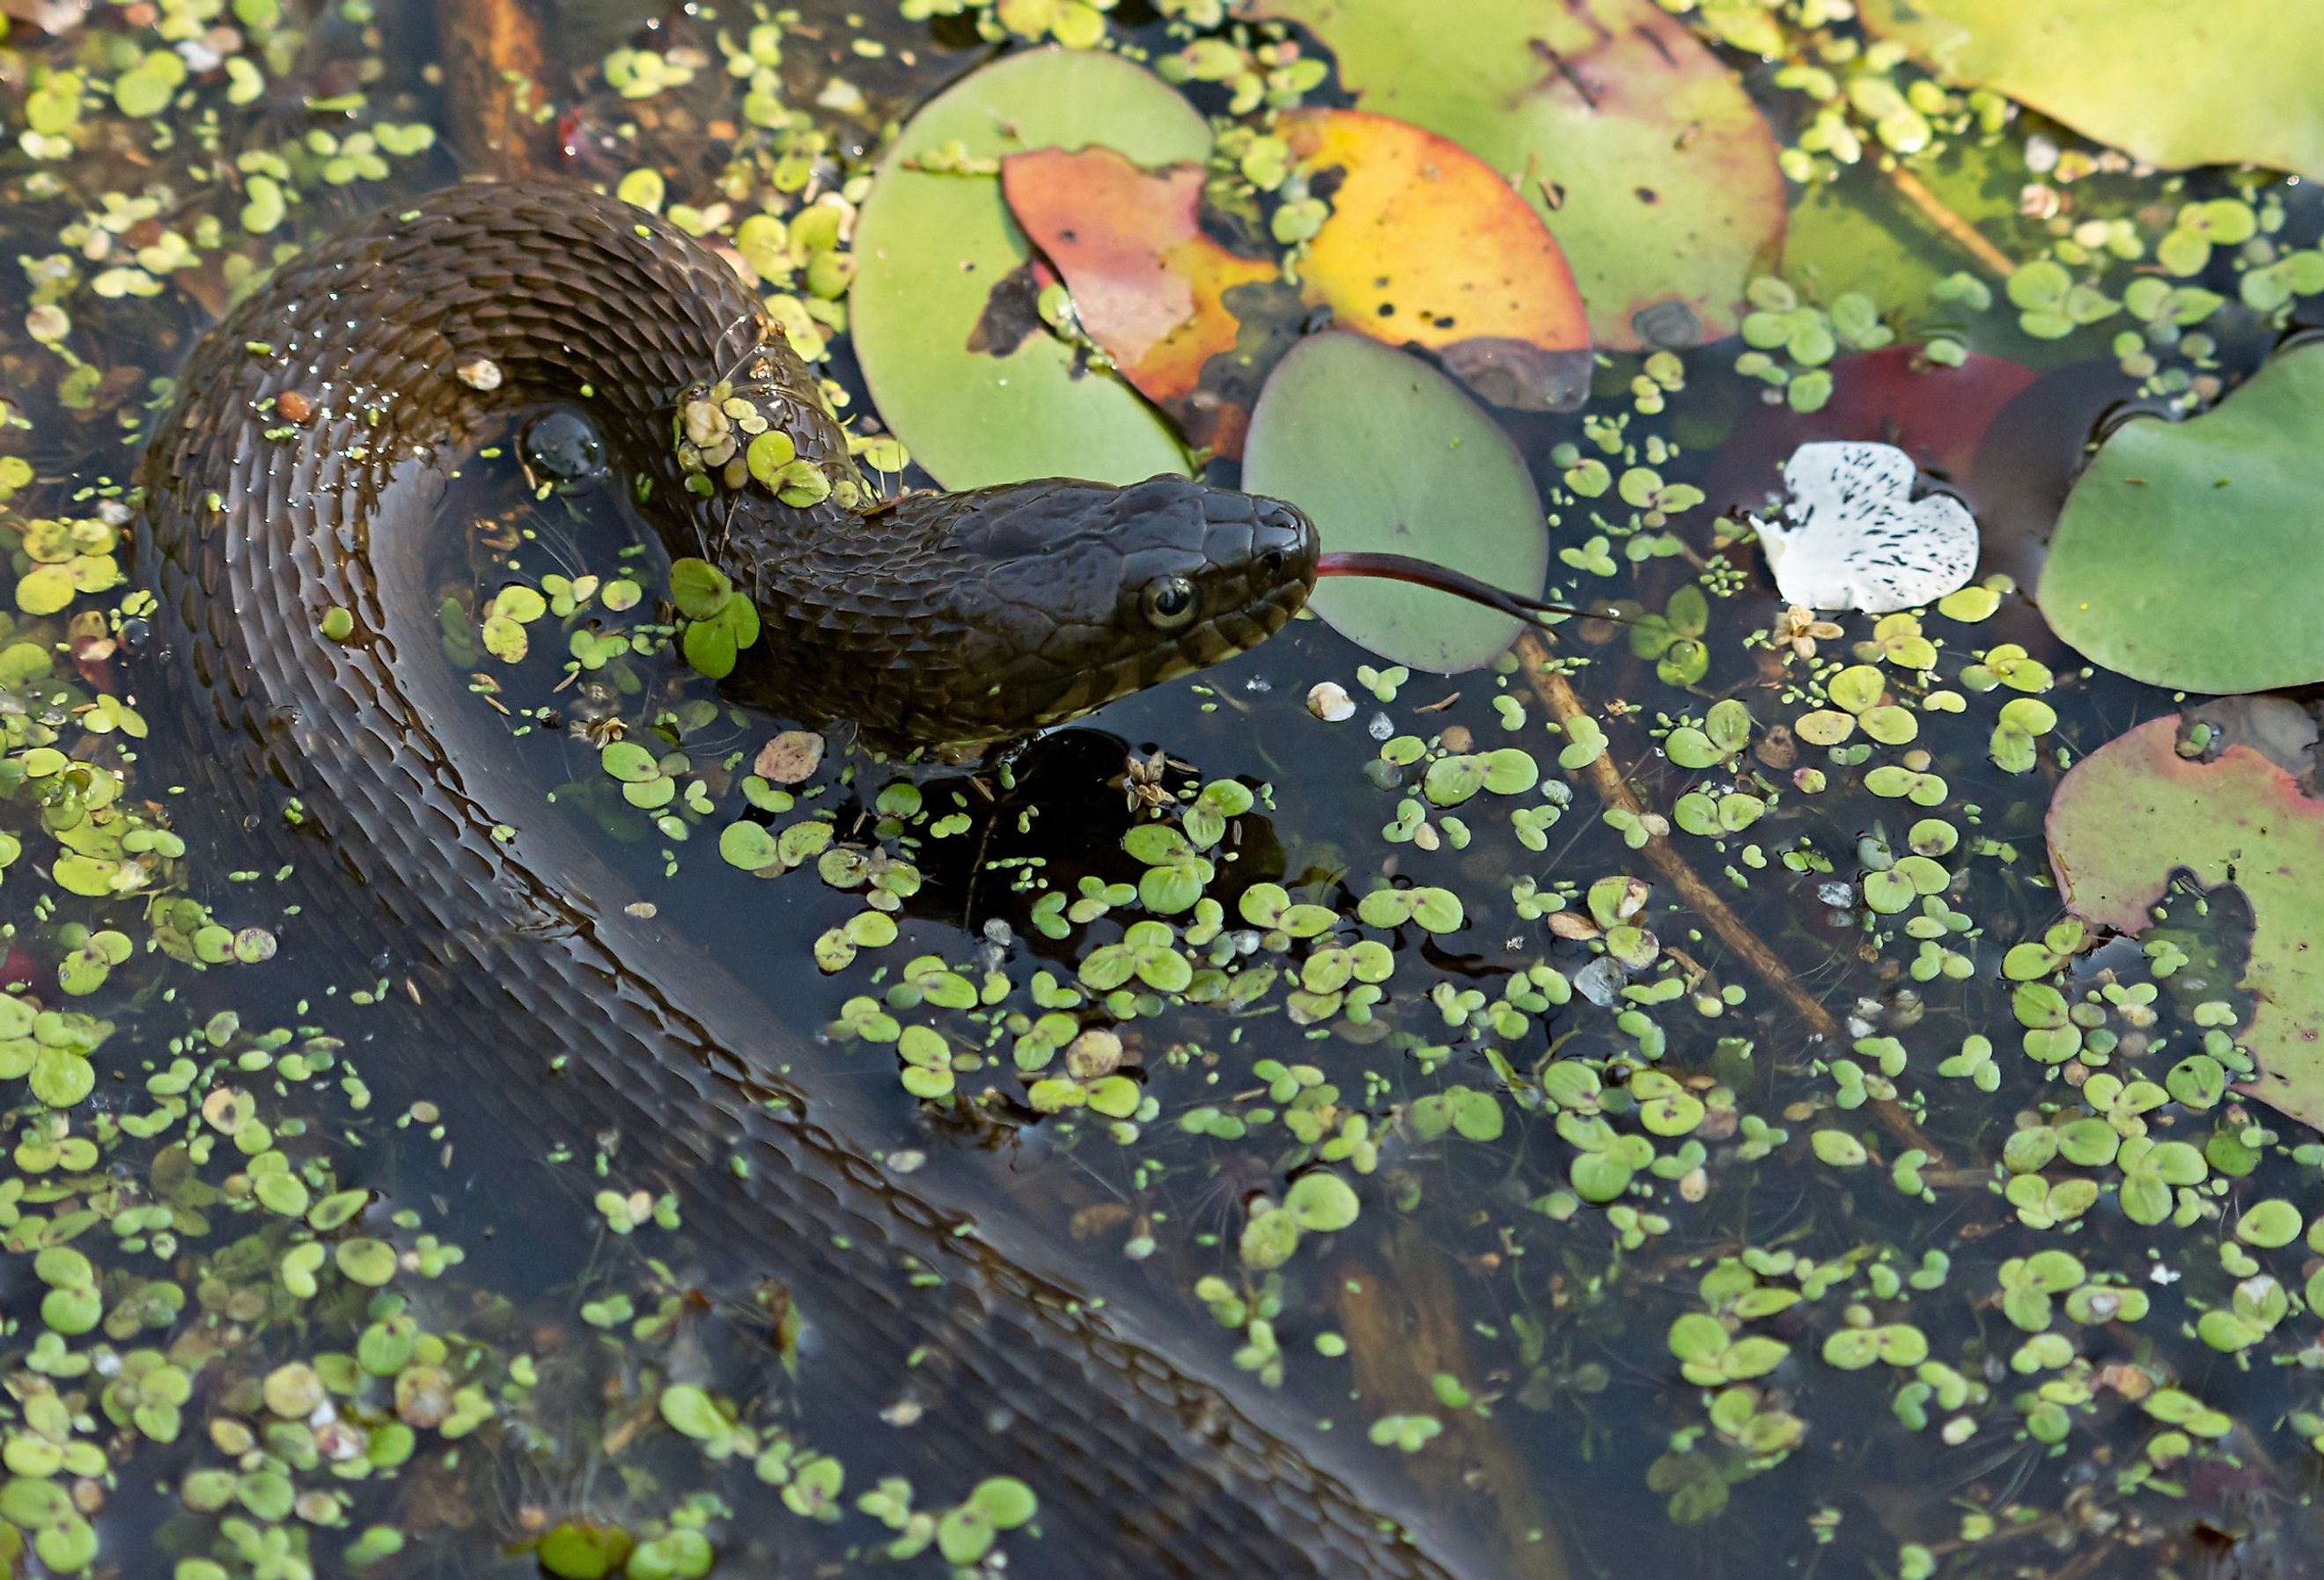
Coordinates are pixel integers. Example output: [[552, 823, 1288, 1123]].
[[1278, 108, 1589, 408], [2040, 344, 2324, 694], [999, 147, 1278, 457], [2048, 717, 2324, 1128], [1239, 0, 1785, 349], [1243, 333, 1546, 671], [1862, 0, 2324, 181], [849, 48, 1210, 489], [1001, 109, 1587, 455]]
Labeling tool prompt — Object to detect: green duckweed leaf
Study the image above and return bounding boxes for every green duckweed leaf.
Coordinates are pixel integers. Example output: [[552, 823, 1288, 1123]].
[[335, 1238, 397, 1287], [658, 1384, 724, 1441], [540, 1523, 636, 1580], [2237, 1199, 2303, 1249], [1283, 1170, 1360, 1232]]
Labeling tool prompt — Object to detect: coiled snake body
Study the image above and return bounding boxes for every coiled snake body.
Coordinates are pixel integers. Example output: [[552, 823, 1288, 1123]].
[[134, 183, 1460, 1576]]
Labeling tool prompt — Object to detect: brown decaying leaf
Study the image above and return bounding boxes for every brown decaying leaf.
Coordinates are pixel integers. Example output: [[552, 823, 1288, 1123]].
[[999, 109, 1591, 455], [998, 149, 1276, 456], [754, 731, 826, 785]]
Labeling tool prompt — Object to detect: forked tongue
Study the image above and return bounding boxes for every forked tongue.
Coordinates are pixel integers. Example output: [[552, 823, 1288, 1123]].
[[1314, 552, 1634, 627]]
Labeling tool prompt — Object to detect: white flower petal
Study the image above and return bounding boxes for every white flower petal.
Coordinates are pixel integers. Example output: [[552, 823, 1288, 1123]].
[[1761, 440, 1979, 614]]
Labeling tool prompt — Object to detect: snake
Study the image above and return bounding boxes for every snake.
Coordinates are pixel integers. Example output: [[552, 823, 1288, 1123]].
[[132, 181, 1485, 1578]]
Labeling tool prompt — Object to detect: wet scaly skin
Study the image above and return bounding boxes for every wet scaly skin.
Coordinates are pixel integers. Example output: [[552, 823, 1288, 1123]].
[[134, 183, 1463, 1580]]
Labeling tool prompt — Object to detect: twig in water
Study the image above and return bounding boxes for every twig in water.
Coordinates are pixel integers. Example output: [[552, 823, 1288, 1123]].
[[1513, 631, 1944, 1165]]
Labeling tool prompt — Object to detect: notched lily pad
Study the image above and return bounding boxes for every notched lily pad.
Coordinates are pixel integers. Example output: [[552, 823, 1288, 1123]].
[[2047, 717, 2324, 1128], [1240, 0, 1786, 349], [2040, 344, 2324, 694], [1242, 333, 1547, 672], [849, 48, 1210, 489]]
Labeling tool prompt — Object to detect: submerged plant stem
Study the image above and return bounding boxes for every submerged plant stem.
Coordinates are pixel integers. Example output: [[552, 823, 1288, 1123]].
[[1882, 159, 2016, 278], [1513, 633, 1943, 1165], [1335, 1227, 1575, 1580], [438, 0, 554, 180]]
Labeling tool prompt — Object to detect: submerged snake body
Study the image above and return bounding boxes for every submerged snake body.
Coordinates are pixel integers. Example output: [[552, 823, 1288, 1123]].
[[133, 184, 1452, 1577]]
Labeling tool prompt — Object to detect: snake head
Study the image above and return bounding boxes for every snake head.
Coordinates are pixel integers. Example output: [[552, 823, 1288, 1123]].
[[824, 474, 1318, 750]]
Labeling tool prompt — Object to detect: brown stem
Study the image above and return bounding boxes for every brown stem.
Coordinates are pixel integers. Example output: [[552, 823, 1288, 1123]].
[[1513, 633, 1943, 1165], [1883, 160, 2016, 279], [1335, 1226, 1574, 1580], [437, 0, 555, 180]]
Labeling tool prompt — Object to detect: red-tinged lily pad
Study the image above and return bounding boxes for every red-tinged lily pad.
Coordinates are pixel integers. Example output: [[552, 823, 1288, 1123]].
[[2048, 717, 2324, 1128], [1239, 0, 1785, 349], [1279, 108, 1590, 410], [1001, 108, 1589, 455], [849, 49, 1210, 490], [1709, 348, 2035, 512], [1861, 0, 2324, 182], [1242, 333, 1546, 672], [999, 147, 1281, 458], [2039, 343, 2324, 695]]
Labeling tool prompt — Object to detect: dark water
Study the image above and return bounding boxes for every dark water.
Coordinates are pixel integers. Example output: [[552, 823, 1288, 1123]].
[[4, 4, 2324, 1578]]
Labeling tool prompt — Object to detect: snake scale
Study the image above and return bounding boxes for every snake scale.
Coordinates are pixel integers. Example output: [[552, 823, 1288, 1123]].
[[132, 181, 1471, 1577]]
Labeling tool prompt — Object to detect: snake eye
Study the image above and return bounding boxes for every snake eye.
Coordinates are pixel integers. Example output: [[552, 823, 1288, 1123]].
[[1140, 575, 1198, 632]]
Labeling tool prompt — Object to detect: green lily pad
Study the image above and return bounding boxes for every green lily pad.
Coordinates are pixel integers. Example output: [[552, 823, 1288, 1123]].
[[1239, 0, 1785, 349], [1862, 0, 2324, 182], [849, 48, 1209, 489], [1243, 334, 1546, 672], [2047, 717, 2324, 1128], [2040, 345, 2324, 694]]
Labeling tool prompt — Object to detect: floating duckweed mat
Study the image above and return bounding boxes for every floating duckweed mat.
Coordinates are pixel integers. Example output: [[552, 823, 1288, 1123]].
[[3, 2, 2324, 1578]]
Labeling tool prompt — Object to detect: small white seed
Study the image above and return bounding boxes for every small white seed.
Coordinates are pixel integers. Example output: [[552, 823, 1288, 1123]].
[[1306, 681, 1355, 723]]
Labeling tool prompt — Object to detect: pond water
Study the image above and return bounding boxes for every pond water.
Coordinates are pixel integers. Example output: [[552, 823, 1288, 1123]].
[[3, 3, 2323, 1578]]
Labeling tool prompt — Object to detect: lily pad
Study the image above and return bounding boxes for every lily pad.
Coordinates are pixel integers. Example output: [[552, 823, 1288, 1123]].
[[2048, 717, 2324, 1128], [1861, 0, 2324, 182], [2040, 344, 2324, 694], [849, 48, 1210, 489], [1278, 109, 1589, 408], [1000, 147, 1281, 457], [1242, 333, 1546, 671], [1001, 109, 1587, 455], [1239, 0, 1785, 349]]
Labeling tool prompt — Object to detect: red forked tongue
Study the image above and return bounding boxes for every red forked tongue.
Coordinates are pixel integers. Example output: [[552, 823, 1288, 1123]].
[[1313, 552, 1635, 627]]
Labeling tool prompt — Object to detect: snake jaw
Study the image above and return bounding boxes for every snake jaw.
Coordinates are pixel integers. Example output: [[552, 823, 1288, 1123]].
[[816, 476, 1318, 751], [1031, 487, 1316, 733]]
